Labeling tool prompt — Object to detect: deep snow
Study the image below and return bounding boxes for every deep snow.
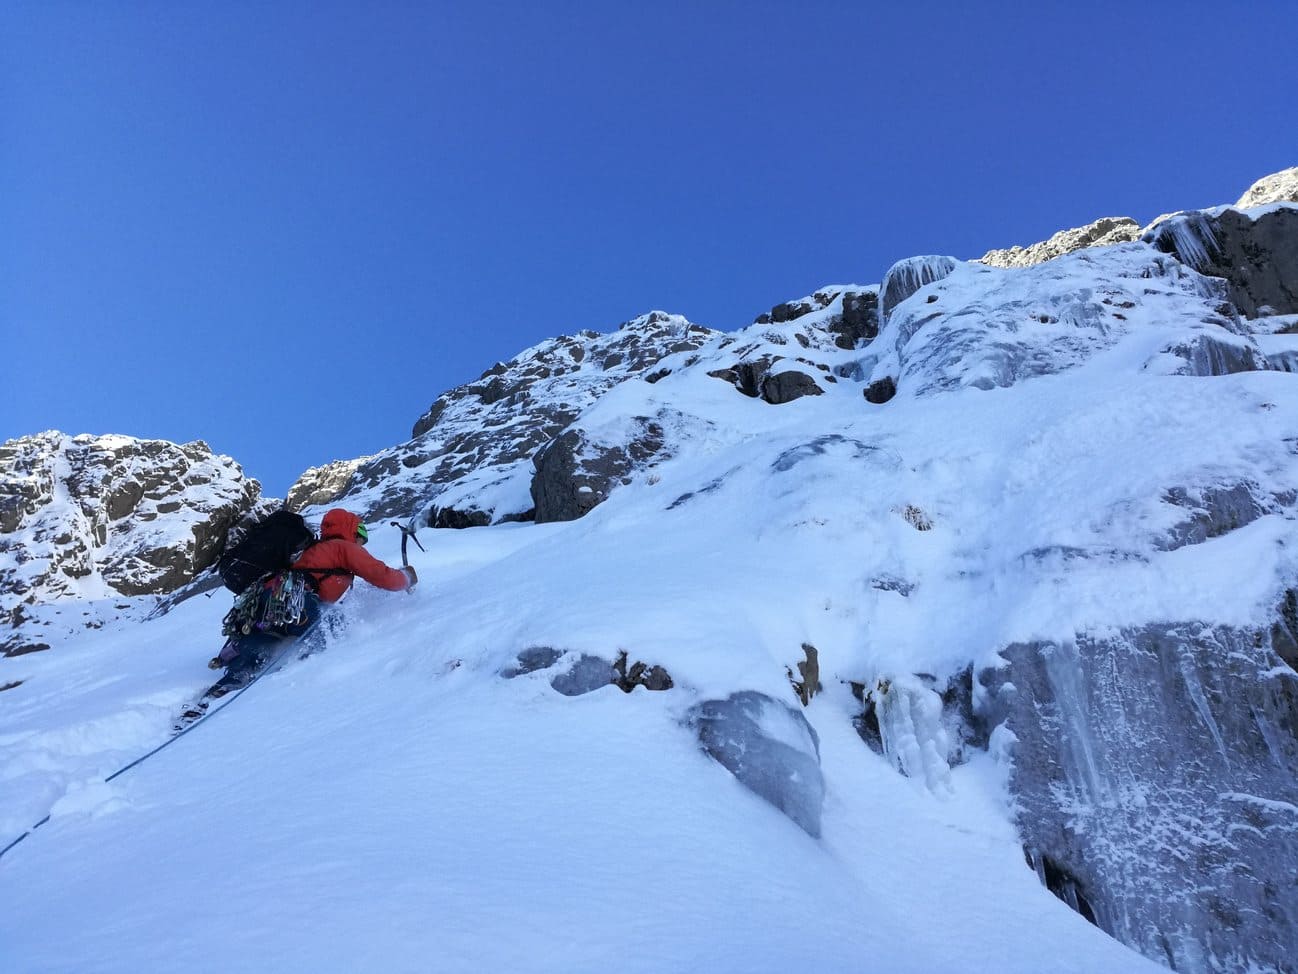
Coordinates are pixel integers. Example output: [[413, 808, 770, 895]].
[[6, 239, 1295, 972], [1, 523, 1157, 973]]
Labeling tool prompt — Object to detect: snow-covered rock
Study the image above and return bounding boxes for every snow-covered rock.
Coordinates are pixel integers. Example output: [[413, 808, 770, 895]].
[[979, 216, 1143, 268], [0, 432, 266, 657], [285, 311, 720, 526], [753, 286, 880, 349], [1234, 166, 1298, 208]]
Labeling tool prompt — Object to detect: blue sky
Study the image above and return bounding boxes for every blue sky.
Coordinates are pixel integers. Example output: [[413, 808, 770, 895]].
[[3, 1, 1295, 496]]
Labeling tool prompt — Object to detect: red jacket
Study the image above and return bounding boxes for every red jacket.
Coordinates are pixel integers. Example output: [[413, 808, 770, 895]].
[[293, 508, 410, 603]]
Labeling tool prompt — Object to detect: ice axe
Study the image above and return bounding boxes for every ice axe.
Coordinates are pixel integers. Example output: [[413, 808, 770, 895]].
[[391, 520, 425, 571]]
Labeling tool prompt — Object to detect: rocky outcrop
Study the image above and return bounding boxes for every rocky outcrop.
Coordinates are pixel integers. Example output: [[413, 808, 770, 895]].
[[285, 458, 363, 510], [754, 287, 879, 349], [0, 432, 265, 656], [500, 647, 672, 695], [980, 623, 1298, 974], [286, 312, 719, 525], [1144, 207, 1298, 317], [1234, 166, 1298, 208], [530, 417, 668, 523], [979, 217, 1142, 269], [707, 355, 828, 404], [690, 691, 825, 837]]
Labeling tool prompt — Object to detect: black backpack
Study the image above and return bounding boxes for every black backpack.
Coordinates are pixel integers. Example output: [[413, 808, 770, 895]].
[[217, 510, 316, 593]]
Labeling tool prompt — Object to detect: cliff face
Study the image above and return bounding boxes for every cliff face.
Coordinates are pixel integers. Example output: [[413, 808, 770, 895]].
[[0, 432, 266, 656]]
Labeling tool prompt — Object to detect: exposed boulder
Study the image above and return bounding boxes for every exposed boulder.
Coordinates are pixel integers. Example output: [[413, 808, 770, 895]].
[[1144, 207, 1298, 317], [863, 376, 896, 404], [500, 647, 673, 695], [762, 370, 824, 404], [530, 417, 668, 523], [979, 624, 1298, 973], [979, 217, 1142, 269], [549, 653, 621, 696], [707, 355, 827, 404], [689, 691, 825, 837]]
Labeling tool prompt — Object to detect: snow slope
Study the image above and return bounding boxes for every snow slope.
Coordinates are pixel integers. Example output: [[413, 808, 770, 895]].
[[4, 238, 1297, 972], [0, 523, 1158, 974]]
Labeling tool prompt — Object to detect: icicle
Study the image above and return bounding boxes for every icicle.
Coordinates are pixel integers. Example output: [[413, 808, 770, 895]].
[[1148, 213, 1220, 272], [872, 675, 954, 797]]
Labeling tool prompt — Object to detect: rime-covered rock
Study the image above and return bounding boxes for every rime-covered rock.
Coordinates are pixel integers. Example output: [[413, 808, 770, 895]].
[[287, 312, 719, 525], [1144, 206, 1298, 318], [1234, 166, 1298, 208], [980, 624, 1298, 974], [0, 432, 266, 656], [979, 217, 1142, 269], [689, 691, 824, 837]]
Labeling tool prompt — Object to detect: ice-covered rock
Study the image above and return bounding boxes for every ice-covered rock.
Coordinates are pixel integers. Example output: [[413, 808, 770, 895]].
[[871, 676, 954, 797], [868, 244, 1262, 399], [689, 691, 825, 837], [880, 255, 959, 323], [980, 624, 1298, 974], [0, 432, 267, 656], [1144, 205, 1298, 318], [979, 217, 1143, 269]]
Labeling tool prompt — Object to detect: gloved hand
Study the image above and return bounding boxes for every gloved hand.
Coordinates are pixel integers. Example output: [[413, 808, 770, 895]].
[[402, 565, 418, 589]]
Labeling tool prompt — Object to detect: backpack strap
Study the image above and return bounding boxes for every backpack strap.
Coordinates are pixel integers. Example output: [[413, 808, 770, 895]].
[[293, 566, 353, 593]]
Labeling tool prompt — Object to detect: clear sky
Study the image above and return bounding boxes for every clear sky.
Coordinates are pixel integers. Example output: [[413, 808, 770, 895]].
[[3, 1, 1295, 497]]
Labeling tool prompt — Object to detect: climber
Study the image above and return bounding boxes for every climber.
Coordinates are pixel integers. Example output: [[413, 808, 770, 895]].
[[209, 508, 416, 689]]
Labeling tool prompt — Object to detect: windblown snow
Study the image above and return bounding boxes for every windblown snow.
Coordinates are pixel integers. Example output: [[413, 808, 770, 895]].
[[4, 232, 1297, 973]]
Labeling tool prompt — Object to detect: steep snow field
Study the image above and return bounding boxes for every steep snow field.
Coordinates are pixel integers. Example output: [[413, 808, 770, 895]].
[[7, 240, 1297, 972], [1, 521, 1157, 973]]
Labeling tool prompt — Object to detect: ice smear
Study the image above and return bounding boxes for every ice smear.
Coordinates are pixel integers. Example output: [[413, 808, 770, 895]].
[[872, 675, 954, 798]]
